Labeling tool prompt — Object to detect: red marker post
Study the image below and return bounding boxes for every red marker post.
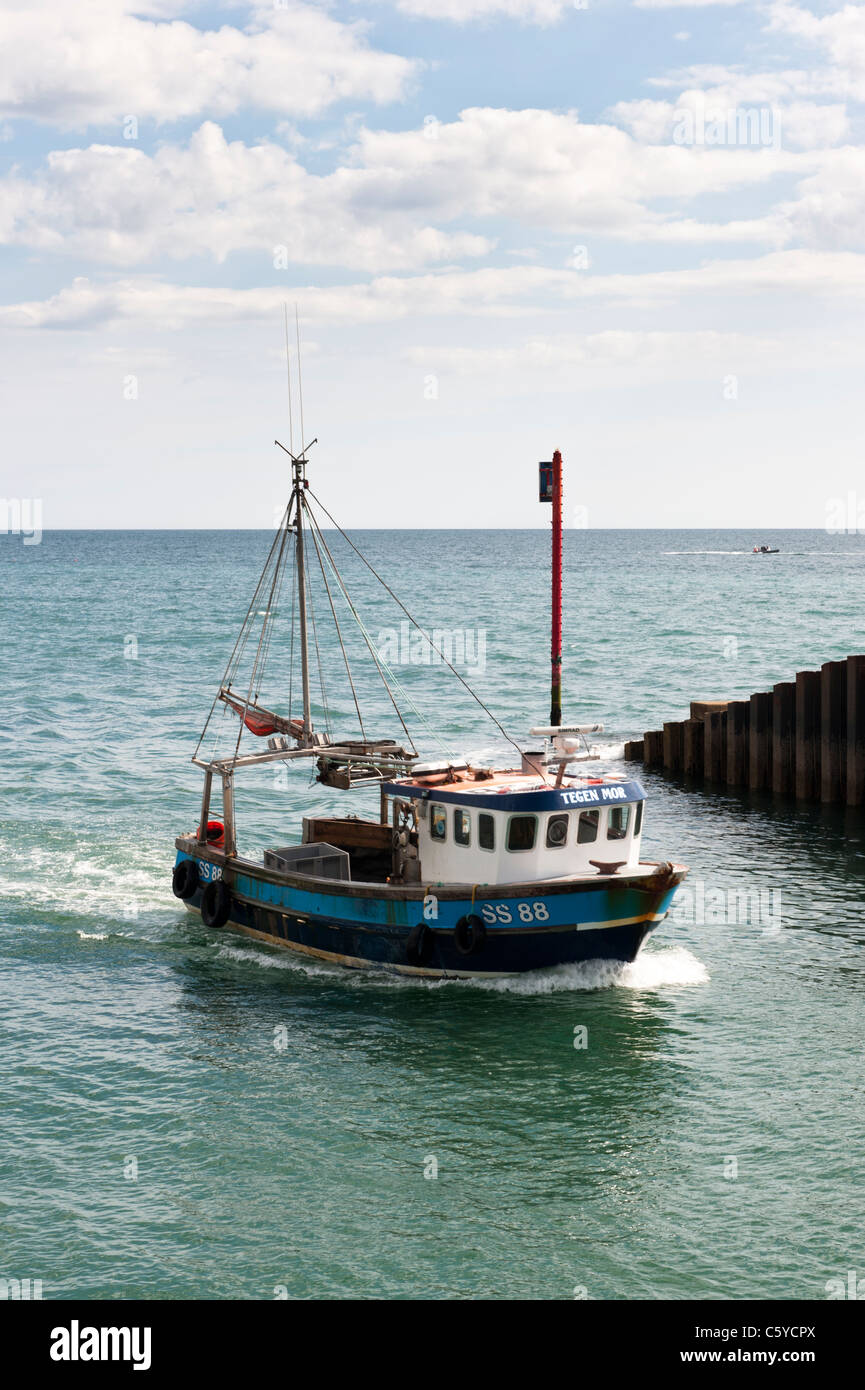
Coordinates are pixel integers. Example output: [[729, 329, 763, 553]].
[[539, 449, 563, 727]]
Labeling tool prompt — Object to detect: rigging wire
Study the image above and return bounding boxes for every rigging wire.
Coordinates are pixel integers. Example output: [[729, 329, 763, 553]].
[[225, 509, 286, 692], [256, 526, 293, 701], [196, 471, 517, 770], [306, 486, 525, 764], [303, 532, 332, 740], [305, 503, 367, 740], [193, 504, 291, 763], [302, 496, 421, 752], [230, 503, 294, 766], [287, 525, 298, 725], [303, 497, 451, 757], [226, 506, 290, 688]]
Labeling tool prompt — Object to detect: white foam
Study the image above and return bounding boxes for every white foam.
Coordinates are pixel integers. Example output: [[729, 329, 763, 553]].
[[589, 741, 625, 761], [216, 943, 341, 978], [214, 938, 708, 995], [0, 843, 175, 921], [620, 943, 709, 989], [457, 943, 709, 994], [76, 930, 108, 940]]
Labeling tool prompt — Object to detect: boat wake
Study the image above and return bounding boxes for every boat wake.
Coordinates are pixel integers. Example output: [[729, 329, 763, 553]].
[[458, 944, 709, 994], [213, 940, 708, 994], [0, 842, 174, 925]]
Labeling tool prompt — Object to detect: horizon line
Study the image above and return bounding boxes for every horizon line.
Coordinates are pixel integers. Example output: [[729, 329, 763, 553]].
[[4, 526, 848, 534]]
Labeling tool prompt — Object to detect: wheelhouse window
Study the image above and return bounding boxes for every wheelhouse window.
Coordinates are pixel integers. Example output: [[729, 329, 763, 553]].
[[633, 801, 643, 836], [454, 808, 471, 846], [546, 813, 569, 848], [607, 806, 631, 841], [507, 815, 537, 852], [577, 809, 599, 844], [430, 805, 447, 841], [478, 813, 495, 851]]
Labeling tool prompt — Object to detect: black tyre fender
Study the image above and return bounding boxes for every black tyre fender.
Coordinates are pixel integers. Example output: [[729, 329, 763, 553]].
[[172, 858, 200, 901], [406, 920, 433, 966], [200, 879, 231, 929], [454, 913, 486, 956]]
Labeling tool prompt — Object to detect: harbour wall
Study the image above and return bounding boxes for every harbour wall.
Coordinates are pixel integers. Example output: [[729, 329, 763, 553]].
[[623, 654, 865, 805]]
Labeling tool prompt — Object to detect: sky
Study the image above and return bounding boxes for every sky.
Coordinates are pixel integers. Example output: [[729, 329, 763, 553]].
[[1, 0, 864, 528]]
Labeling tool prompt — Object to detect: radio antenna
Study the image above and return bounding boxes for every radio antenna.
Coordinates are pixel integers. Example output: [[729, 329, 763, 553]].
[[295, 303, 306, 455], [283, 303, 294, 455]]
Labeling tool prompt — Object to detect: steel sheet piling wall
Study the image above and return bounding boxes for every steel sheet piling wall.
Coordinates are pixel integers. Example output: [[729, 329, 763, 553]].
[[644, 729, 664, 767], [847, 654, 865, 806], [705, 711, 726, 783], [772, 682, 796, 797], [726, 700, 750, 787], [683, 719, 705, 778], [622, 653, 865, 806], [749, 691, 773, 790], [794, 671, 822, 801], [663, 721, 685, 774], [821, 660, 847, 804]]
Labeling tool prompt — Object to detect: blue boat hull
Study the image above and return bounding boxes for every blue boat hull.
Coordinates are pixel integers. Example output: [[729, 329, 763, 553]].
[[174, 846, 684, 977]]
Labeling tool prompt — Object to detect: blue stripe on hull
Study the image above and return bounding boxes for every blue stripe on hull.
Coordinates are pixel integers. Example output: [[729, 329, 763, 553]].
[[176, 852, 677, 976]]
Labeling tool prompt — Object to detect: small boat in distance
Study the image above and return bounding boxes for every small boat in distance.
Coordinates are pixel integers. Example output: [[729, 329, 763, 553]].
[[753, 544, 780, 553], [172, 362, 687, 976]]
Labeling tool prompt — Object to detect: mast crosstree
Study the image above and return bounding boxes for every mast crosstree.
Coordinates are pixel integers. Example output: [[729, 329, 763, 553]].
[[192, 320, 578, 830]]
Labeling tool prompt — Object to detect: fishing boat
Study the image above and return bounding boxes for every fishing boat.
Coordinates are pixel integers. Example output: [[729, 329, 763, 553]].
[[172, 390, 687, 976]]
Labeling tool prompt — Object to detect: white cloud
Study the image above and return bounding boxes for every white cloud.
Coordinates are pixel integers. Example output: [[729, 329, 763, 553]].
[[0, 122, 491, 270], [0, 269, 567, 331], [0, 110, 818, 272], [654, 6, 865, 108], [0, 1, 416, 128], [6, 250, 865, 331], [608, 98, 679, 144], [403, 329, 789, 376], [386, 0, 567, 20], [779, 147, 865, 248], [344, 107, 809, 241], [634, 0, 746, 8], [611, 92, 849, 150], [768, 2, 865, 100], [777, 101, 850, 149]]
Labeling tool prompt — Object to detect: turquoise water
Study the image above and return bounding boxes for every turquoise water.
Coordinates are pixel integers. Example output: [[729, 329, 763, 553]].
[[2, 527, 864, 1299]]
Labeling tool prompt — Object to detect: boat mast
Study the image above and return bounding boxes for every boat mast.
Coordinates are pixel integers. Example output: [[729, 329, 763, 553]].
[[549, 449, 563, 726], [293, 454, 313, 744], [285, 305, 313, 745]]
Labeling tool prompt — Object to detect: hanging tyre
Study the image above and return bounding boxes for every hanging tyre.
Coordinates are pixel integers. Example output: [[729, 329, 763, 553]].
[[454, 913, 486, 956], [406, 921, 433, 966], [200, 879, 231, 929], [172, 858, 200, 900]]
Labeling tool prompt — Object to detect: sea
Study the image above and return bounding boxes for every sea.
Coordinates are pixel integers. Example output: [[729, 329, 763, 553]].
[[1, 527, 864, 1300]]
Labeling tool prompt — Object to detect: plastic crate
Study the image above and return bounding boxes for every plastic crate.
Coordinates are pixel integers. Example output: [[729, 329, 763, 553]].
[[263, 842, 351, 881]]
